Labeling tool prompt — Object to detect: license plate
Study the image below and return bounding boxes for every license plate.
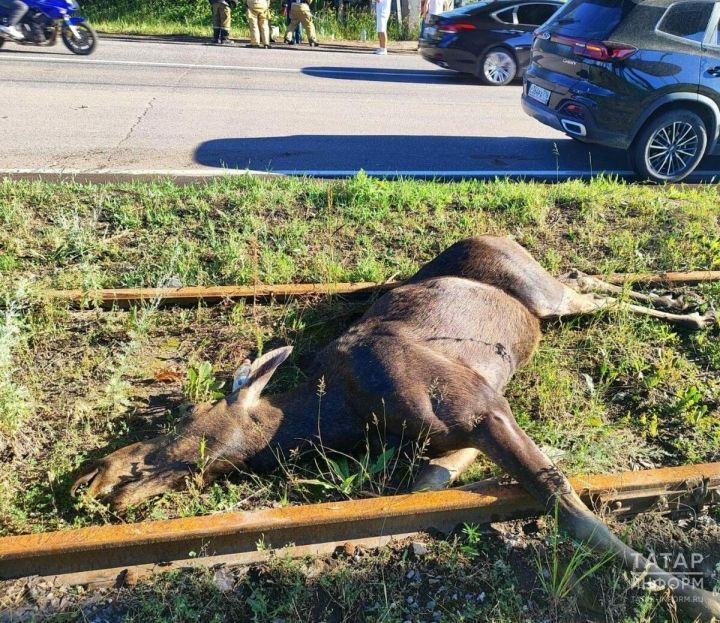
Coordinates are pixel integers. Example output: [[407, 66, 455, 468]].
[[424, 26, 437, 38], [528, 83, 551, 105]]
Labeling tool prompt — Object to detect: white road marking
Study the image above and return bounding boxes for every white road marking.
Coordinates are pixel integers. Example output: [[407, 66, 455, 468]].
[[0, 54, 452, 78], [0, 167, 278, 177]]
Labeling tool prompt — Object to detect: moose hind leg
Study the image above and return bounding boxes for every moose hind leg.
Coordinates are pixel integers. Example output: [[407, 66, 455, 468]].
[[410, 236, 716, 327], [411, 448, 480, 492], [471, 396, 720, 620], [409, 236, 594, 319], [560, 271, 687, 311], [555, 291, 716, 329]]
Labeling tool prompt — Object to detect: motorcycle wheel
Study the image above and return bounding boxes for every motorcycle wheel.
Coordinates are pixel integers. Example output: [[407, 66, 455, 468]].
[[61, 22, 97, 55]]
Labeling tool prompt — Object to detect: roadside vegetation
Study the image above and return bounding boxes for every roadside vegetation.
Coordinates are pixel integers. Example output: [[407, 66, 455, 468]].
[[83, 0, 413, 41], [0, 175, 719, 621]]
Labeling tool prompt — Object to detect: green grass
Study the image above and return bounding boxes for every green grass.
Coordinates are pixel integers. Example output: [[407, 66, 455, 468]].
[[1, 174, 719, 531], [0, 176, 719, 622], [83, 0, 415, 41], [3, 174, 720, 291]]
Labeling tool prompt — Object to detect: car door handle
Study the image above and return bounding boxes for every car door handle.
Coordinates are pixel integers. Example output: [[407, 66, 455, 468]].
[[708, 66, 720, 77]]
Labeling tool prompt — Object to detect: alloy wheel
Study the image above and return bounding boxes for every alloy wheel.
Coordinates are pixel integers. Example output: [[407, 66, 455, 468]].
[[645, 121, 699, 179], [483, 51, 515, 85]]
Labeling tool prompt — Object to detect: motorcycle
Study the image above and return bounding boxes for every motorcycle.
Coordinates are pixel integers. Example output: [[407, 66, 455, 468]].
[[0, 0, 97, 55]]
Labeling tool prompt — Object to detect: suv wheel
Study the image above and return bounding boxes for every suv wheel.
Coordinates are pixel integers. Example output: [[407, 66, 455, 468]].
[[631, 110, 707, 182], [477, 48, 516, 86]]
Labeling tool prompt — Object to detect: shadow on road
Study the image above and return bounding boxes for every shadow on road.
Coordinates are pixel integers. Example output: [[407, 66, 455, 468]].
[[302, 66, 472, 84], [195, 134, 627, 175], [195, 135, 720, 179]]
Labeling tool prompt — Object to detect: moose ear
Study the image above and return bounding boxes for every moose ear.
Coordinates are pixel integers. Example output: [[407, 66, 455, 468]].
[[241, 346, 293, 405]]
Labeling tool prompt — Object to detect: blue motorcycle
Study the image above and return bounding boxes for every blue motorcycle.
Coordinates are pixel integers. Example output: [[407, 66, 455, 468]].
[[0, 0, 97, 54]]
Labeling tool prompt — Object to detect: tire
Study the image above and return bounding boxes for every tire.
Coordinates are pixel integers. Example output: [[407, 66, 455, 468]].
[[630, 110, 707, 183], [476, 47, 517, 86], [61, 22, 97, 55]]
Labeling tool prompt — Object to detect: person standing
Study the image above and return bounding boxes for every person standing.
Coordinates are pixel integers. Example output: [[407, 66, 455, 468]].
[[210, 0, 236, 44], [420, 0, 445, 35], [246, 0, 271, 47], [282, 0, 302, 44], [283, 0, 318, 46], [374, 0, 391, 55]]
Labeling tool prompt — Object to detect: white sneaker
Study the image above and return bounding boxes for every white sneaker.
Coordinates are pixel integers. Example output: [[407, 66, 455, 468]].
[[374, 47, 387, 55], [0, 25, 24, 40]]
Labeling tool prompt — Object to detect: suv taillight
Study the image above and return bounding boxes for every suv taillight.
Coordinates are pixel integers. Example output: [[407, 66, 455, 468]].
[[438, 22, 477, 33], [550, 35, 636, 61]]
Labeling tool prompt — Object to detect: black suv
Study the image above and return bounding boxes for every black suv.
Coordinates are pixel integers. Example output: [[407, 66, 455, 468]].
[[522, 0, 720, 181]]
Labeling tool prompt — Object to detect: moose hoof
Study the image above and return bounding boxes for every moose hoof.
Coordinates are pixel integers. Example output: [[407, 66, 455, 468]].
[[685, 311, 718, 330]]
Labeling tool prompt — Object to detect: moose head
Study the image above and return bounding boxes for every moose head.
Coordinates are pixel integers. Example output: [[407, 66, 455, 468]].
[[72, 346, 297, 509]]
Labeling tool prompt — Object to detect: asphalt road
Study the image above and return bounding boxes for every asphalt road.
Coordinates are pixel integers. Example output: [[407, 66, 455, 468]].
[[1, 36, 718, 179]]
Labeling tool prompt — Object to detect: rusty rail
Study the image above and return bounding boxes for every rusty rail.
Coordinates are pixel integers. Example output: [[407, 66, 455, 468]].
[[46, 282, 395, 308], [44, 270, 720, 308], [1, 463, 718, 587]]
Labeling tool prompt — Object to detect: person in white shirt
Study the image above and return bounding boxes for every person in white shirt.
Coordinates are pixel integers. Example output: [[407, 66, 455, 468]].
[[420, 0, 447, 36], [374, 0, 391, 55]]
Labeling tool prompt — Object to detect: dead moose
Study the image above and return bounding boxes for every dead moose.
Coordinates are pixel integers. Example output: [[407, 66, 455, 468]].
[[73, 236, 720, 620]]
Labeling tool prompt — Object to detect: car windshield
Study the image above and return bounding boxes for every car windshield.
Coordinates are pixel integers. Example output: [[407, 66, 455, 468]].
[[547, 0, 638, 38]]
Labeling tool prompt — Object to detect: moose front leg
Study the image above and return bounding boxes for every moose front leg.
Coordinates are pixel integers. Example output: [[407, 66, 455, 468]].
[[471, 396, 720, 621]]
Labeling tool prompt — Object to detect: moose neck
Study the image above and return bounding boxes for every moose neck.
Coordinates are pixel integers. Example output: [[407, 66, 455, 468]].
[[240, 375, 362, 472]]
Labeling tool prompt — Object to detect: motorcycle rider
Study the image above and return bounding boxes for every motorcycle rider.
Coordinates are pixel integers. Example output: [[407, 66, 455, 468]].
[[0, 0, 28, 39]]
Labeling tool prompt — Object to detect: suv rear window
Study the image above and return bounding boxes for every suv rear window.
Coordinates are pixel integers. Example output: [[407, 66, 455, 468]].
[[656, 1, 714, 43], [547, 0, 637, 39]]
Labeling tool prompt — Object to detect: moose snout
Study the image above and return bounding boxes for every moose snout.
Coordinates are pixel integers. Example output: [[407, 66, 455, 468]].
[[71, 440, 193, 510]]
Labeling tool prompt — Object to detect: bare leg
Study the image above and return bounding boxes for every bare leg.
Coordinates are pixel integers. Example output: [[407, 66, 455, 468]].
[[411, 448, 480, 491], [560, 270, 687, 311], [471, 397, 720, 620], [555, 290, 716, 329]]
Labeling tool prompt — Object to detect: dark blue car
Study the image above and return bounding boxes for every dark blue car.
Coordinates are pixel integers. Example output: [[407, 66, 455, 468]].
[[419, 0, 563, 85], [522, 0, 720, 181]]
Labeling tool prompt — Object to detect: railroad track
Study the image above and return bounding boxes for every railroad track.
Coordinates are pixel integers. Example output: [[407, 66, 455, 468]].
[[1, 463, 718, 588], [45, 269, 720, 308]]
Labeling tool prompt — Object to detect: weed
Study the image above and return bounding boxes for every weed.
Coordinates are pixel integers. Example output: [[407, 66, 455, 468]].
[[97, 301, 159, 420], [184, 361, 225, 404], [460, 523, 484, 558], [533, 503, 615, 611], [0, 281, 33, 436]]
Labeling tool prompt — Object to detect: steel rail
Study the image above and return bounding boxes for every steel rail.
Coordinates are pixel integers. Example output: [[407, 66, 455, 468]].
[[45, 270, 720, 308], [1, 463, 718, 587], [46, 282, 394, 307]]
